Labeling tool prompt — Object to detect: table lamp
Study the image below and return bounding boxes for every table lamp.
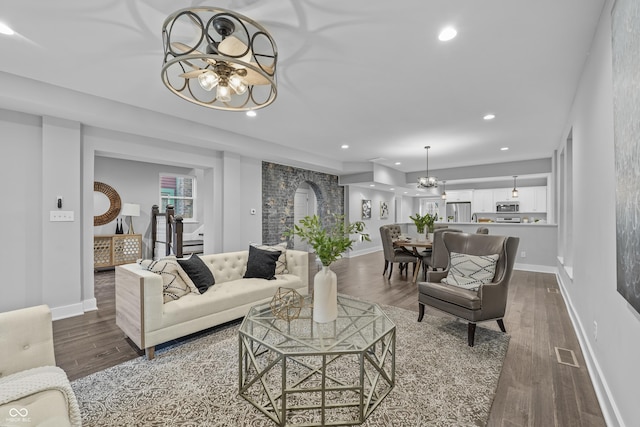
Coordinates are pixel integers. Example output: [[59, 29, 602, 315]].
[[121, 203, 140, 234]]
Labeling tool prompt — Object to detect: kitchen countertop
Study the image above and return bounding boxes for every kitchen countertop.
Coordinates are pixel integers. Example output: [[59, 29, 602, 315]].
[[436, 222, 557, 227]]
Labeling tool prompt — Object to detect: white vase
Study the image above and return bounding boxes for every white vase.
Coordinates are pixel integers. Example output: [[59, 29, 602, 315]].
[[313, 265, 338, 323], [428, 232, 434, 241]]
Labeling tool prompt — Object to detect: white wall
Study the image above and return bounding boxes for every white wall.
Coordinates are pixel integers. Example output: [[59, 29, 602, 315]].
[[0, 109, 43, 312], [556, 1, 639, 425], [94, 157, 200, 258], [1, 109, 265, 319], [346, 186, 398, 256]]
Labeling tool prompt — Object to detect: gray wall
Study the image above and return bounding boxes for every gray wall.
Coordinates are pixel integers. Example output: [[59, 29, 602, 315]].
[[555, 1, 639, 424]]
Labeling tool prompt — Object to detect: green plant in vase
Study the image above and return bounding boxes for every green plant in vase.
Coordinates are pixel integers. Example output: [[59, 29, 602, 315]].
[[409, 212, 437, 234], [284, 214, 370, 323]]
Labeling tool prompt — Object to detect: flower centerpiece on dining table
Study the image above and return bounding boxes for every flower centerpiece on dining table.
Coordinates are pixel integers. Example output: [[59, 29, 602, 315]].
[[410, 212, 437, 238], [284, 214, 370, 322]]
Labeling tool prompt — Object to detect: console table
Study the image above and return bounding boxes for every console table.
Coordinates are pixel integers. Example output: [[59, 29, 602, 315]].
[[94, 234, 142, 269]]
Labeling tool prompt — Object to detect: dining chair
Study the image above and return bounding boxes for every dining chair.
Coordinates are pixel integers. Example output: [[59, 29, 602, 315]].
[[476, 227, 489, 234], [417, 232, 519, 346], [380, 226, 418, 279]]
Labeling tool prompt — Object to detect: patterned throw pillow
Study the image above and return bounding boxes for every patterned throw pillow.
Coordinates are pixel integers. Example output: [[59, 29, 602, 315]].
[[251, 243, 288, 274], [139, 257, 198, 303], [441, 252, 500, 291]]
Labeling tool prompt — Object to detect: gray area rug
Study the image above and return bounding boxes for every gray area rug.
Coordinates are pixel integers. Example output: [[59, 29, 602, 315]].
[[72, 305, 509, 426]]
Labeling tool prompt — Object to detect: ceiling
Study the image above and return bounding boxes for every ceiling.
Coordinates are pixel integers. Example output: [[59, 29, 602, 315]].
[[0, 0, 606, 186]]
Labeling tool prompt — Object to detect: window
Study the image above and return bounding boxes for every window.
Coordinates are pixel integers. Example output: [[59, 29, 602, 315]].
[[160, 174, 196, 221]]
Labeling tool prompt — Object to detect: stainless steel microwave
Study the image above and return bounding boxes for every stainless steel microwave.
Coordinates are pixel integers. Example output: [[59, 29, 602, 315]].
[[496, 202, 519, 212]]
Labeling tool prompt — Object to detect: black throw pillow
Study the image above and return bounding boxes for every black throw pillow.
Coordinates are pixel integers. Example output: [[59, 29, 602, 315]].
[[177, 254, 215, 294], [244, 245, 281, 280]]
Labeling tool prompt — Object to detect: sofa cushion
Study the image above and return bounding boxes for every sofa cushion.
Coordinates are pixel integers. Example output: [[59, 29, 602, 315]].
[[251, 243, 288, 274], [139, 258, 198, 303], [243, 245, 281, 280], [177, 254, 215, 294], [441, 252, 499, 291]]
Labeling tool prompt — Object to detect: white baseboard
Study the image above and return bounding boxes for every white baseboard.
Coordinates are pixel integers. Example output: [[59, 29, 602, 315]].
[[513, 263, 557, 273], [348, 247, 382, 258], [556, 273, 624, 427], [83, 298, 98, 312], [50, 302, 85, 321]]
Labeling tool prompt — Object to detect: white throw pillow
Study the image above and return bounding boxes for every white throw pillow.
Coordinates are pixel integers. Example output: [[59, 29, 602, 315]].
[[441, 252, 499, 291], [251, 243, 288, 274], [139, 257, 198, 303]]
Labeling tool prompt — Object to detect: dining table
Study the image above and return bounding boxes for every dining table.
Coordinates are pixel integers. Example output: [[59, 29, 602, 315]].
[[393, 238, 433, 283]]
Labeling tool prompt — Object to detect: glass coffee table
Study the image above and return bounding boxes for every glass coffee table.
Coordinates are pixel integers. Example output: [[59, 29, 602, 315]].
[[239, 294, 396, 426]]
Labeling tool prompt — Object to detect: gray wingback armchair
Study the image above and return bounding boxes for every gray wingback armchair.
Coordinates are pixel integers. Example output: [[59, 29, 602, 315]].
[[418, 232, 519, 346]]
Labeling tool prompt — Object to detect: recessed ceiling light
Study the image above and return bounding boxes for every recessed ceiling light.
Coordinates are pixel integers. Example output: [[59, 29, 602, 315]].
[[501, 147, 509, 151], [369, 184, 375, 187], [483, 114, 496, 120], [0, 23, 15, 36], [438, 27, 457, 41], [404, 191, 408, 194], [394, 162, 401, 165], [246, 110, 257, 117], [390, 188, 395, 191], [341, 144, 349, 149]]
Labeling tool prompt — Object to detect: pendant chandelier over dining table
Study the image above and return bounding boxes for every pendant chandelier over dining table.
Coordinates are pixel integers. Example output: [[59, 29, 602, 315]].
[[161, 7, 278, 112], [417, 146, 438, 188]]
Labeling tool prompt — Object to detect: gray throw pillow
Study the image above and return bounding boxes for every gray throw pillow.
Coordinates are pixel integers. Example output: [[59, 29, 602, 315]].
[[244, 245, 281, 280]]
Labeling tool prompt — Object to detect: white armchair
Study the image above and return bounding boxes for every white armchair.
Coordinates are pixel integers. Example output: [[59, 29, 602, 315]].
[[0, 305, 81, 426]]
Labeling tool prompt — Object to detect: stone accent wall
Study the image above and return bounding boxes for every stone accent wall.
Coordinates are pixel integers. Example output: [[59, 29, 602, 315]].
[[262, 162, 344, 246]]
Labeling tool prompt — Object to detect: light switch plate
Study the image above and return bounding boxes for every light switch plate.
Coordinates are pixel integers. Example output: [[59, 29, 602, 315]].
[[50, 211, 74, 222]]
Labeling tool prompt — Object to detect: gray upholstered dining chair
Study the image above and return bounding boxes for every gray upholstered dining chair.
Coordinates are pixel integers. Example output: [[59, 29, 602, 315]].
[[476, 226, 489, 234], [422, 228, 463, 273], [417, 232, 519, 346], [380, 225, 418, 279]]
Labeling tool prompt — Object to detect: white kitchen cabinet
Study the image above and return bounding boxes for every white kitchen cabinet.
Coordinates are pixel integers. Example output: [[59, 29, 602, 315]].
[[510, 186, 547, 212], [493, 188, 518, 203], [446, 190, 472, 202], [472, 189, 494, 212], [532, 186, 547, 212]]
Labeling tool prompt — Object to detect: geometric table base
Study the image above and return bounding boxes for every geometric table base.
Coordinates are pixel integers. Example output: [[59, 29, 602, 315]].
[[239, 296, 396, 426]]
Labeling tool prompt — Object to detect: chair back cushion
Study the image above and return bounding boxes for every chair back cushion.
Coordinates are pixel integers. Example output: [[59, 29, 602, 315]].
[[431, 228, 463, 269], [442, 233, 518, 285], [379, 226, 396, 260]]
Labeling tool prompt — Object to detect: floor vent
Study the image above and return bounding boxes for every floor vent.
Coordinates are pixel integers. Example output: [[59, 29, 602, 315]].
[[555, 347, 579, 368], [547, 288, 560, 294]]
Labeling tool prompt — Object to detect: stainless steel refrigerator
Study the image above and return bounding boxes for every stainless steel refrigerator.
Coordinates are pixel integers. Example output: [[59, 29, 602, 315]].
[[446, 202, 472, 223]]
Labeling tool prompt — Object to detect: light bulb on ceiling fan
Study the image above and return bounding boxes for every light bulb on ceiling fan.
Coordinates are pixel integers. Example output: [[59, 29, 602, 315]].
[[216, 84, 232, 102], [229, 74, 247, 95], [197, 71, 219, 91]]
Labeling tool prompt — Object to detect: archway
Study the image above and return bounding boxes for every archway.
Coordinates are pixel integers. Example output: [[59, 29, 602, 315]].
[[293, 181, 319, 250]]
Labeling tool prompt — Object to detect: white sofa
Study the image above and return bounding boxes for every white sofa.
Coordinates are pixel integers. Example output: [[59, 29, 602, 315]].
[[115, 249, 309, 359], [0, 305, 81, 427]]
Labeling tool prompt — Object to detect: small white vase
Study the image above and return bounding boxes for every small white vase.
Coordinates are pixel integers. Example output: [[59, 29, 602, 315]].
[[313, 265, 338, 323]]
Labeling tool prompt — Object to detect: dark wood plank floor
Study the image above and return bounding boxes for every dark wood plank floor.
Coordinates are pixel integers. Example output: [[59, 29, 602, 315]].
[[53, 251, 606, 426]]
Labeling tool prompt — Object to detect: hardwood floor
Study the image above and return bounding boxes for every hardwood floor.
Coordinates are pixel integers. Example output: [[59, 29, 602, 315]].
[[53, 252, 606, 426]]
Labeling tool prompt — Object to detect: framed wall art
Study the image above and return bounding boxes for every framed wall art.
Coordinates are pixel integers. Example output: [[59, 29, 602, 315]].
[[380, 201, 389, 219], [612, 0, 640, 314], [361, 199, 372, 219]]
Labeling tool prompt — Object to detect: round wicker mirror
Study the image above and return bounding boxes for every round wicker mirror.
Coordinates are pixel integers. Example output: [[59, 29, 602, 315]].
[[94, 182, 122, 226]]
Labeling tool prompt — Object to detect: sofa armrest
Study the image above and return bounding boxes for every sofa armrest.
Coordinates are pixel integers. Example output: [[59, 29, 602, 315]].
[[285, 249, 309, 289], [0, 305, 55, 377], [115, 264, 164, 351]]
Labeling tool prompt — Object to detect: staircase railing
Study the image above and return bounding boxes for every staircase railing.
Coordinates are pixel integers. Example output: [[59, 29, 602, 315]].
[[151, 204, 184, 259]]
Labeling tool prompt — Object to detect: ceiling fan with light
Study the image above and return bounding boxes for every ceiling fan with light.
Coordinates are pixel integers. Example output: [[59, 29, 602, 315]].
[[161, 7, 278, 112]]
